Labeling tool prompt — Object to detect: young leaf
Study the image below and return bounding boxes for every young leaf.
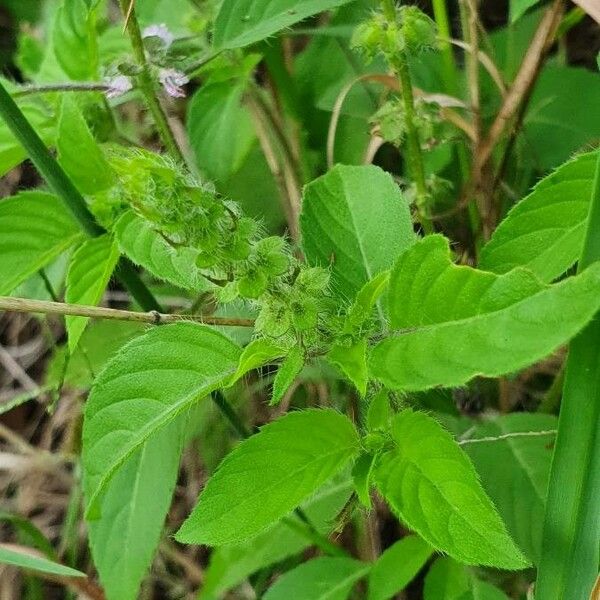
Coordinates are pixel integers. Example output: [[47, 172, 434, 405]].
[[228, 338, 286, 386], [374, 409, 530, 569], [327, 338, 368, 396], [57, 96, 114, 195], [213, 0, 355, 50], [480, 151, 598, 282], [262, 557, 370, 600], [301, 165, 415, 302], [0, 544, 85, 578], [462, 413, 557, 564], [65, 234, 120, 353], [370, 235, 600, 391], [87, 414, 187, 600], [352, 452, 376, 508], [343, 271, 390, 331], [367, 390, 390, 432], [423, 557, 470, 600], [200, 476, 353, 599], [368, 535, 434, 600], [187, 81, 256, 182], [53, 0, 98, 80], [270, 346, 305, 406], [0, 192, 82, 296], [176, 409, 360, 545], [114, 211, 211, 292], [82, 323, 241, 519]]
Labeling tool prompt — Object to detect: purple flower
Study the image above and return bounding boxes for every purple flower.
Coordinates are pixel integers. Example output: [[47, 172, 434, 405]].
[[143, 23, 175, 49], [105, 75, 133, 99], [159, 68, 189, 98]]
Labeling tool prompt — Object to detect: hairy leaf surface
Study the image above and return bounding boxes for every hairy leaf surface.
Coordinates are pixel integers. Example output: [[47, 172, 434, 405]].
[[114, 211, 210, 292], [0, 192, 81, 296], [371, 235, 600, 390], [301, 165, 415, 302], [480, 151, 597, 282], [65, 234, 120, 353], [200, 476, 353, 598], [213, 0, 355, 49], [263, 557, 369, 600], [374, 410, 530, 569], [463, 413, 557, 564], [176, 409, 359, 545], [83, 323, 240, 518], [270, 346, 305, 406]]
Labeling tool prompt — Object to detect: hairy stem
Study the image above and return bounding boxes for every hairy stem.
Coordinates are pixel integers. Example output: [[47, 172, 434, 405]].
[[118, 0, 185, 165], [0, 297, 255, 328], [391, 53, 433, 233]]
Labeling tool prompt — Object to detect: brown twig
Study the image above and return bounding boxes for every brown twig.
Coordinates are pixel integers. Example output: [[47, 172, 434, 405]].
[[466, 0, 564, 238], [0, 297, 255, 328]]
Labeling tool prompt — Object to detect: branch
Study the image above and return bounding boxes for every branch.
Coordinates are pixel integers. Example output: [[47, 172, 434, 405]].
[[0, 297, 255, 328], [12, 83, 110, 98], [118, 0, 186, 165], [458, 429, 557, 445]]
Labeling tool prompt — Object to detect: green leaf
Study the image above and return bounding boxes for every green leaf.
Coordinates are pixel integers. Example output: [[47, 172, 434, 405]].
[[425, 557, 510, 600], [480, 151, 597, 282], [57, 96, 114, 195], [0, 513, 56, 559], [301, 165, 415, 303], [352, 452, 376, 508], [327, 338, 368, 396], [523, 67, 600, 170], [82, 323, 240, 519], [509, 0, 541, 22], [65, 234, 120, 353], [53, 0, 98, 80], [370, 235, 600, 391], [366, 390, 390, 432], [176, 409, 360, 545], [0, 192, 82, 296], [0, 544, 85, 578], [200, 476, 353, 599], [187, 81, 255, 182], [462, 413, 557, 565], [374, 409, 530, 569], [368, 535, 434, 600], [213, 0, 355, 50], [228, 338, 286, 386], [423, 557, 471, 600], [87, 414, 187, 600], [114, 211, 210, 292], [0, 83, 54, 177], [270, 346, 305, 406], [262, 557, 370, 600], [343, 271, 390, 331]]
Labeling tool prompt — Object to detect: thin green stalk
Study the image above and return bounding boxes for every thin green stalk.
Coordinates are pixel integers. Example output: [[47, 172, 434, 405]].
[[381, 0, 433, 233], [391, 53, 433, 234], [536, 151, 600, 599], [118, 0, 185, 165], [0, 79, 161, 312], [431, 0, 458, 96]]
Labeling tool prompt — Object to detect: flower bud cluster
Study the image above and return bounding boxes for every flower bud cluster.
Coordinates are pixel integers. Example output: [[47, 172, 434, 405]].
[[104, 149, 338, 346], [352, 6, 437, 61]]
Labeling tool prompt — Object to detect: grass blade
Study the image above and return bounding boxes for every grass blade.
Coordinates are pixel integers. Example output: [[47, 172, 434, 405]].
[[536, 150, 600, 599]]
